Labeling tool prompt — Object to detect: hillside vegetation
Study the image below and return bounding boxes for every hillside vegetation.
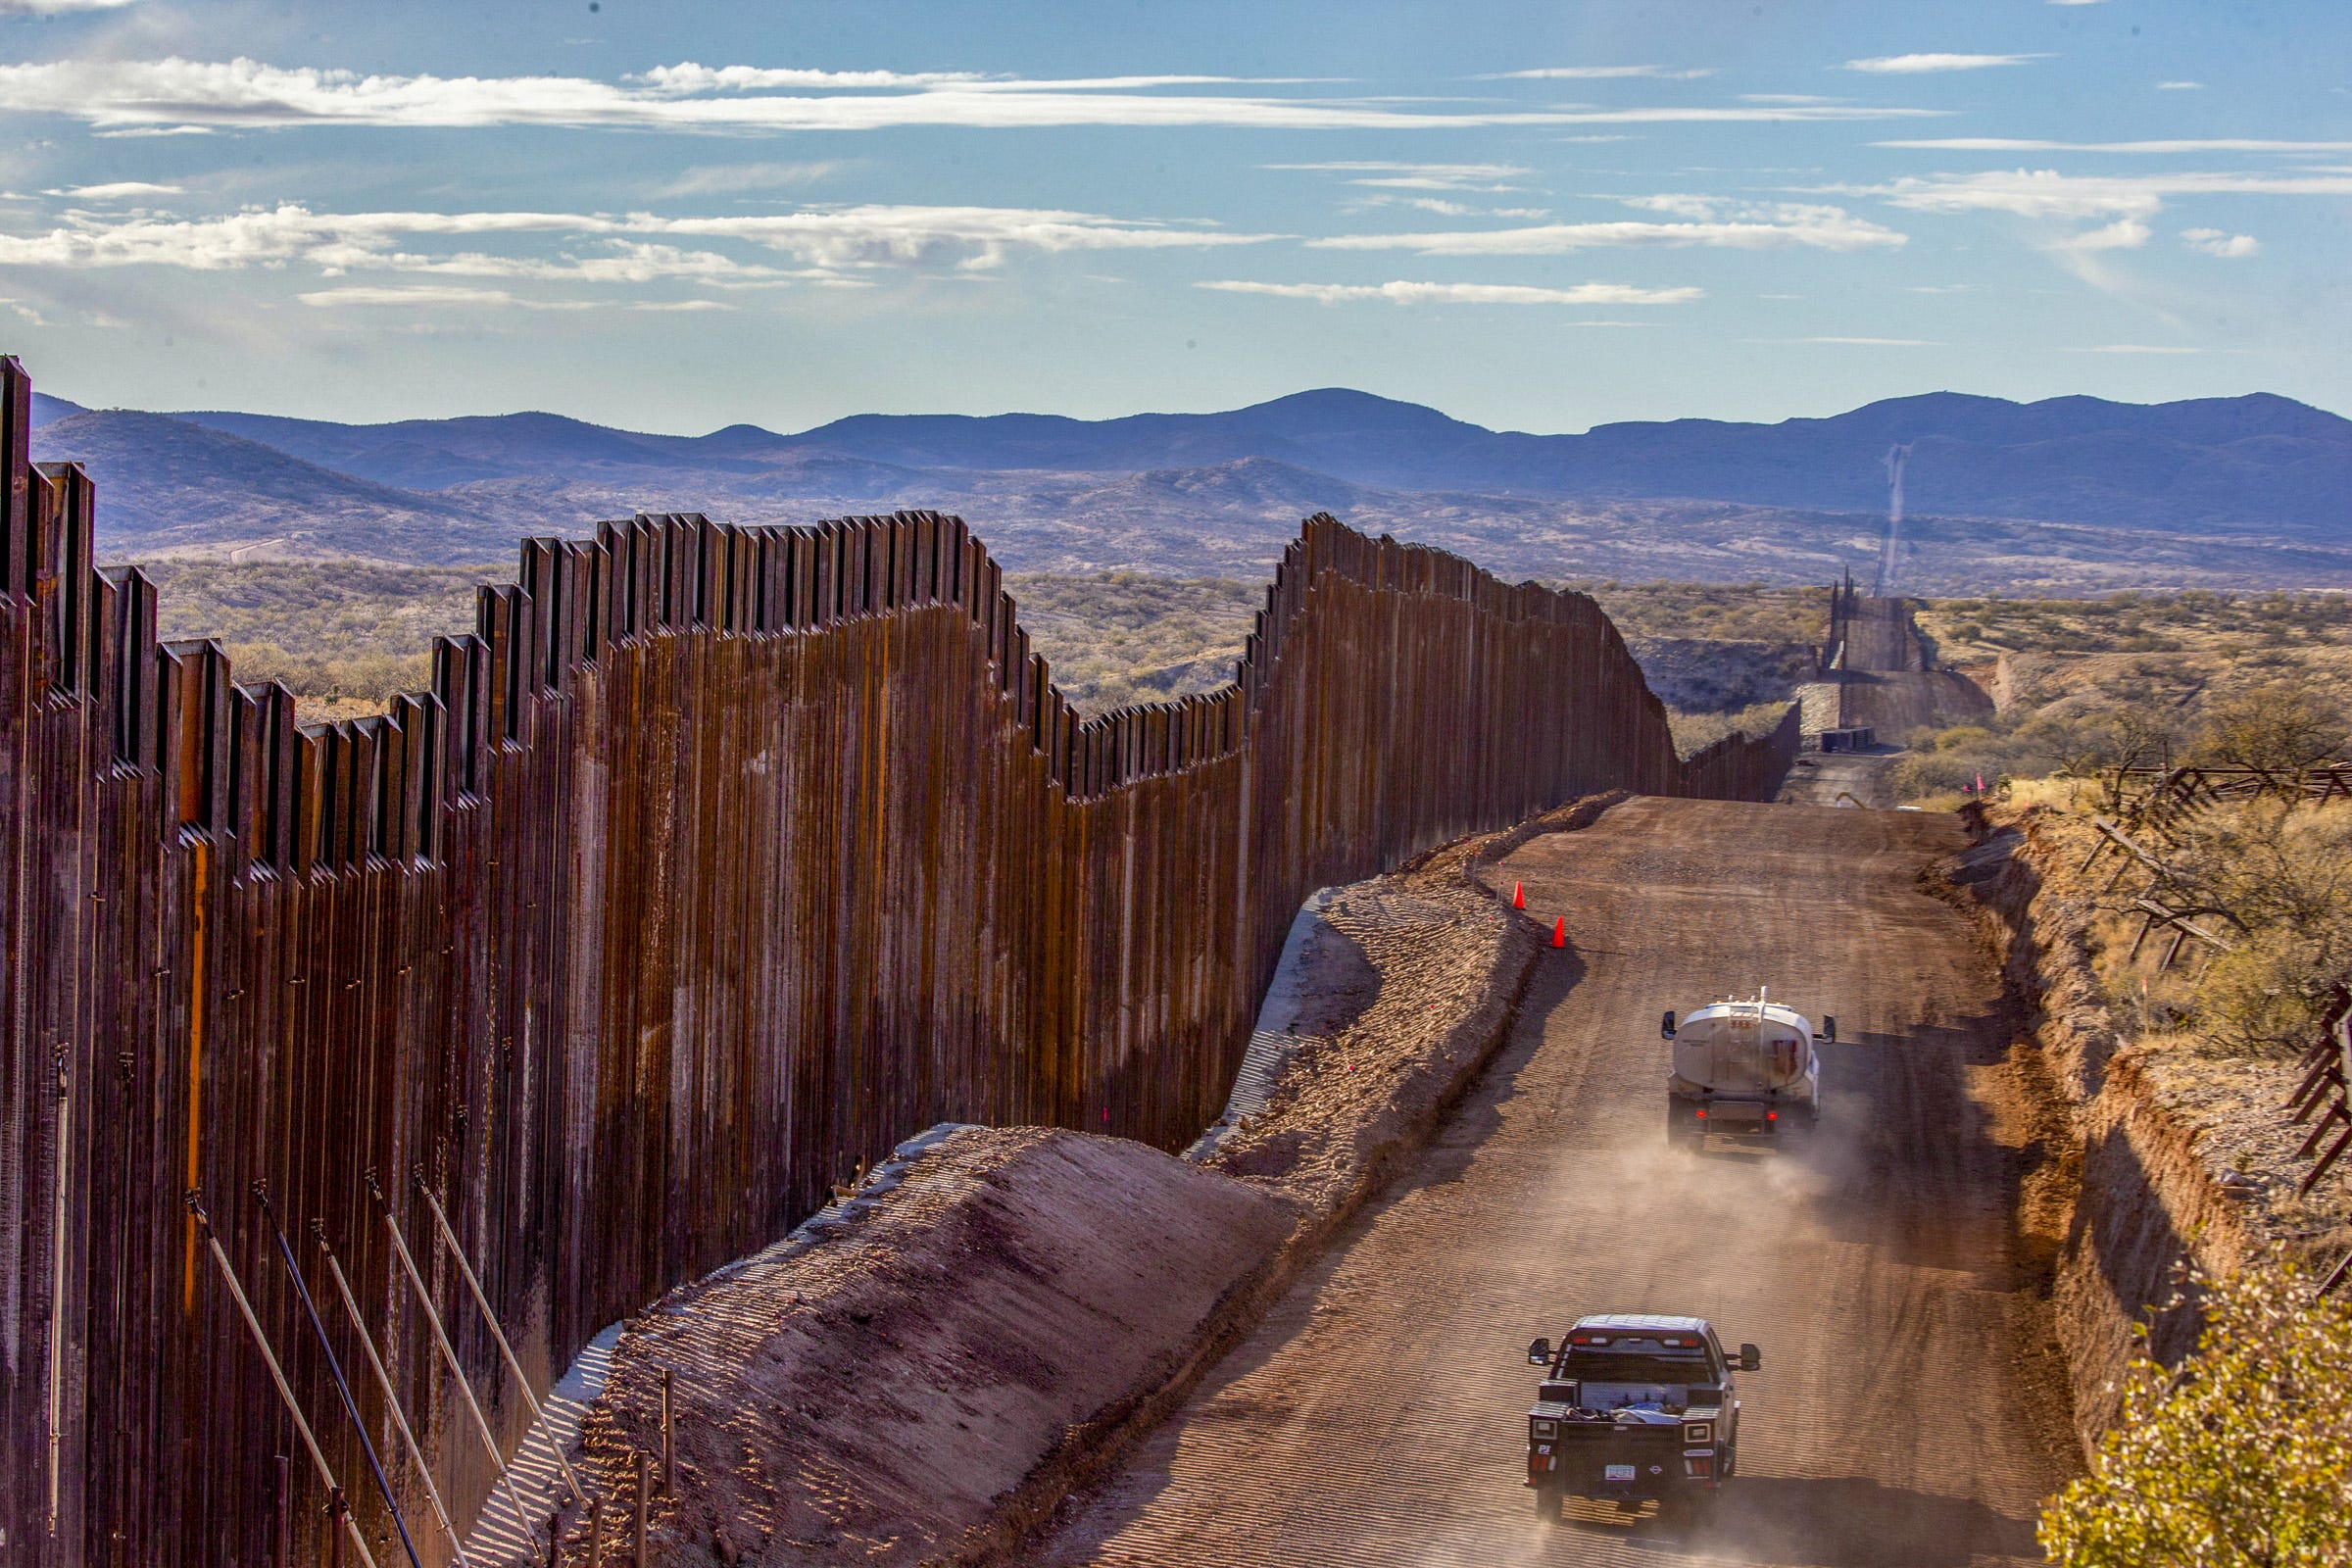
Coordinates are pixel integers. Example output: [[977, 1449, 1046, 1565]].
[[142, 559, 486, 721], [1900, 589, 2352, 803]]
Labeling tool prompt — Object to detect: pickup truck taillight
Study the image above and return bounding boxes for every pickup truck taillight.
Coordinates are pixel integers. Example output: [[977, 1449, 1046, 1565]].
[[1685, 1454, 1714, 1480]]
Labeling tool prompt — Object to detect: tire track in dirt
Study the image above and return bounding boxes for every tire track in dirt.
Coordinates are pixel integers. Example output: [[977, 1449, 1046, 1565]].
[[1035, 796, 2078, 1568]]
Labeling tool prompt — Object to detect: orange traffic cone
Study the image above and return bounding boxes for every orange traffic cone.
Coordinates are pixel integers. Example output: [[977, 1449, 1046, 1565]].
[[1551, 916, 1566, 949], [1512, 881, 1525, 909]]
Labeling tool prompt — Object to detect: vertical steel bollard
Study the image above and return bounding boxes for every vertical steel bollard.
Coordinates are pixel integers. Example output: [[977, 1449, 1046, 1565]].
[[272, 1455, 292, 1568], [586, 1498, 605, 1568], [634, 1453, 650, 1565], [661, 1370, 674, 1494]]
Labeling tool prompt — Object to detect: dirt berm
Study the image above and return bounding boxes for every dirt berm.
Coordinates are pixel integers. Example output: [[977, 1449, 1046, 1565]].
[[1945, 803, 2348, 1448], [563, 798, 1604, 1563]]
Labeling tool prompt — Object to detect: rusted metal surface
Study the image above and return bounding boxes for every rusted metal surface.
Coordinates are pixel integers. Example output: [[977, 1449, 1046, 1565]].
[[0, 356, 1797, 1565]]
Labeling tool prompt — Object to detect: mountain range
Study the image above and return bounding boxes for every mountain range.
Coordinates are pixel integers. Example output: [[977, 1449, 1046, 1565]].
[[27, 384, 2352, 592]]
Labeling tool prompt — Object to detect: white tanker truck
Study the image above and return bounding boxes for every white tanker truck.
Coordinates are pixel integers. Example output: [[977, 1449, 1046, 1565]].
[[1662, 990, 1833, 1148]]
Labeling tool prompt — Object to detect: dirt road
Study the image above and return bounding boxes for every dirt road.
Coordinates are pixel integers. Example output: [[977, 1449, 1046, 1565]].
[[1037, 796, 2078, 1567]]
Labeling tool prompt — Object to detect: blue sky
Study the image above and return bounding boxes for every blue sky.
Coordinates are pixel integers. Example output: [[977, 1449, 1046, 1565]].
[[0, 0, 2343, 433]]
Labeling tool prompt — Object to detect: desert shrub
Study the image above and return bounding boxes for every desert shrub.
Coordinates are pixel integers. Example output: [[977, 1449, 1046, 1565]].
[[2193, 681, 2348, 788], [1666, 701, 1791, 760], [1570, 581, 1824, 645], [2040, 1263, 2352, 1568], [2170, 802, 2352, 1054], [2191, 931, 2345, 1059], [223, 643, 435, 706]]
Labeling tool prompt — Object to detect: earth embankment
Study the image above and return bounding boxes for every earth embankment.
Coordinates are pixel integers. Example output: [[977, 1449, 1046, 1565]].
[[1036, 796, 2080, 1566], [569, 1127, 1296, 1565]]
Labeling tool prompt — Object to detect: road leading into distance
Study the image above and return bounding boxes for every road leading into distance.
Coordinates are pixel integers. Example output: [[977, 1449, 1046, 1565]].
[[1037, 796, 2080, 1568]]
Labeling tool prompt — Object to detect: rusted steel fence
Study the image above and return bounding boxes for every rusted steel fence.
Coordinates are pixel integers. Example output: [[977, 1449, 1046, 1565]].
[[0, 356, 1797, 1565]]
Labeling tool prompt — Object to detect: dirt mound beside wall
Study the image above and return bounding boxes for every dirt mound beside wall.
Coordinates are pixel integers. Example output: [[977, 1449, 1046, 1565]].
[[571, 1128, 1296, 1564]]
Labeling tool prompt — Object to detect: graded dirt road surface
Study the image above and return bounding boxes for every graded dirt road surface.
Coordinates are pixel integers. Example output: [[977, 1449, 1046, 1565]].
[[1037, 796, 2078, 1568]]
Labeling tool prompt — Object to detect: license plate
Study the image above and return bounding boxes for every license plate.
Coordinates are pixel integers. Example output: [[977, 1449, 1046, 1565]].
[[1604, 1464, 1637, 1483]]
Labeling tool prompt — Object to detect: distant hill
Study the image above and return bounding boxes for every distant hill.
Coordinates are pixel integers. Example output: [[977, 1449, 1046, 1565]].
[[37, 409, 480, 562], [165, 386, 2352, 538], [26, 384, 2352, 592], [29, 391, 83, 428]]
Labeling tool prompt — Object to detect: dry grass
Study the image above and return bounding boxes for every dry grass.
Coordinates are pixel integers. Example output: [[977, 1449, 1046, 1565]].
[[1668, 700, 1795, 759], [1571, 579, 1826, 644]]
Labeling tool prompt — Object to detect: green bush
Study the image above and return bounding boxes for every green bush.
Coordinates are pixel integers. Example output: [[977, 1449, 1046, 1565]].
[[2041, 1263, 2352, 1568]]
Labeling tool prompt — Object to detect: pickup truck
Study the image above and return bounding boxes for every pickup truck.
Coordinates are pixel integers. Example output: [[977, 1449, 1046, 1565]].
[[1523, 1312, 1758, 1522]]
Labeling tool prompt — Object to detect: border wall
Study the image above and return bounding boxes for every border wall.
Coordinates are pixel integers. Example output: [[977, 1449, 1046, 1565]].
[[0, 356, 1799, 1565]]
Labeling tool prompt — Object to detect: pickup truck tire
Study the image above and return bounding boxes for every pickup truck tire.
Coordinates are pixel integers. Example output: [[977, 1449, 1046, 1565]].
[[1533, 1488, 1558, 1524]]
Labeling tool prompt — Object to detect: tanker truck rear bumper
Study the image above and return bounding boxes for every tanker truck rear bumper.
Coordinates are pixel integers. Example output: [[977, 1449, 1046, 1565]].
[[1666, 1092, 1815, 1146]]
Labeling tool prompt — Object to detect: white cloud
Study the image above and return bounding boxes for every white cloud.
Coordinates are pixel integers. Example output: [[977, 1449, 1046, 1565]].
[[1198, 278, 1701, 305], [628, 65, 990, 93], [0, 200, 1276, 281], [654, 161, 844, 198], [0, 205, 605, 270], [299, 284, 733, 312], [1851, 168, 2352, 220], [2157, 81, 2205, 91], [49, 180, 182, 199], [0, 0, 136, 12], [650, 205, 1278, 270], [1619, 193, 1727, 219], [1480, 66, 1714, 80], [2067, 344, 2205, 354], [300, 285, 595, 310], [1783, 335, 1941, 345], [0, 56, 1943, 134], [1879, 137, 2352, 154], [2181, 226, 2259, 258], [1264, 161, 1532, 192], [370, 241, 800, 286], [2056, 218, 2152, 251], [1314, 196, 1903, 255], [1842, 53, 2051, 74], [1740, 94, 1843, 105]]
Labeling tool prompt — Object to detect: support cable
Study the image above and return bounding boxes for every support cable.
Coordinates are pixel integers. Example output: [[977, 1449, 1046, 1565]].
[[255, 1184, 423, 1568], [367, 1169, 538, 1554], [415, 1172, 588, 1506], [184, 1188, 378, 1568], [315, 1221, 471, 1568]]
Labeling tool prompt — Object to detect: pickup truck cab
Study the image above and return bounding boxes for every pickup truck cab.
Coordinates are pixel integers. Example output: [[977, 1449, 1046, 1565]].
[[1522, 1312, 1758, 1522]]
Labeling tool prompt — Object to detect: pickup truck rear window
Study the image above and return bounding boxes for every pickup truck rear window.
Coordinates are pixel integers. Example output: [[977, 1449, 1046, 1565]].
[[1563, 1353, 1712, 1386]]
